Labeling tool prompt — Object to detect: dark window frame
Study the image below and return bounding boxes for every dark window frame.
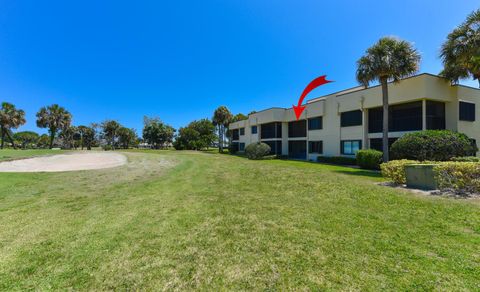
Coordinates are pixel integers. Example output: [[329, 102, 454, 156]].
[[260, 122, 282, 139], [340, 140, 362, 155], [308, 141, 323, 154], [341, 110, 362, 127], [308, 116, 323, 130], [239, 128, 245, 135], [232, 129, 239, 141], [288, 120, 307, 138], [239, 142, 245, 151], [251, 125, 258, 134], [459, 101, 476, 122], [368, 101, 423, 133]]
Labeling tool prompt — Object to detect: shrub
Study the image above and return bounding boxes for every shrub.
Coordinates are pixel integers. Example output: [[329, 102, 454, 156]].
[[245, 142, 271, 160], [390, 130, 477, 161], [380, 159, 419, 184], [434, 162, 480, 195], [451, 156, 480, 162], [356, 149, 383, 170], [317, 156, 356, 165], [102, 145, 113, 151]]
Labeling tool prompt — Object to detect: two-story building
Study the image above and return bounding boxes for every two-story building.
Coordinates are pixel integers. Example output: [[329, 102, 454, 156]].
[[228, 73, 480, 160]]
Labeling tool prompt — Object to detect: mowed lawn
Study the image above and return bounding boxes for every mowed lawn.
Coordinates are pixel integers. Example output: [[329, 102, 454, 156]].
[[0, 149, 66, 162], [0, 150, 479, 290]]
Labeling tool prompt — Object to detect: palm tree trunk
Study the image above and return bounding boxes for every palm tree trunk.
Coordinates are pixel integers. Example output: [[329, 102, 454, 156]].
[[218, 125, 223, 153], [381, 77, 389, 162], [5, 130, 16, 149], [0, 127, 4, 149], [49, 129, 56, 149]]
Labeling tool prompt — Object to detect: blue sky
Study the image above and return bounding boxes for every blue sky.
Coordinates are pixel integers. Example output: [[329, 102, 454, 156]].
[[0, 0, 478, 134]]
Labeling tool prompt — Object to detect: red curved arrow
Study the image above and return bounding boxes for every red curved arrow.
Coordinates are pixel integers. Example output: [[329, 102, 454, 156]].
[[293, 75, 332, 120]]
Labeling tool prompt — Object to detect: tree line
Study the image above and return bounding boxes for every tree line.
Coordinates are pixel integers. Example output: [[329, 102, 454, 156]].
[[0, 101, 247, 151]]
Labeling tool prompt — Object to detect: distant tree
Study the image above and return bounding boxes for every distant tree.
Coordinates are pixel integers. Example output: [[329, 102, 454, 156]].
[[13, 131, 39, 149], [232, 113, 248, 122], [118, 127, 137, 149], [0, 102, 26, 149], [142, 116, 175, 149], [101, 120, 121, 150], [189, 119, 216, 149], [77, 125, 96, 150], [59, 126, 78, 149], [36, 104, 72, 149], [440, 9, 480, 87], [248, 110, 257, 115], [37, 134, 50, 149], [174, 119, 216, 150], [356, 37, 420, 162], [212, 106, 232, 153]]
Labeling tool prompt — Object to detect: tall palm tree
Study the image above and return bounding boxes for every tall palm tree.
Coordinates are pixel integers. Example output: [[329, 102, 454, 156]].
[[356, 37, 421, 162], [212, 106, 232, 153], [0, 102, 26, 149], [440, 9, 480, 87], [101, 120, 121, 150], [36, 104, 72, 149]]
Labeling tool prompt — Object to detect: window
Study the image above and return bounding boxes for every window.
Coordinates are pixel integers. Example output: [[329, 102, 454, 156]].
[[309, 141, 323, 154], [230, 142, 239, 152], [240, 128, 245, 135], [460, 101, 475, 121], [251, 125, 258, 134], [341, 140, 362, 155], [369, 138, 398, 153], [288, 140, 307, 159], [263, 140, 282, 155], [341, 110, 362, 127], [368, 101, 423, 133], [308, 116, 323, 130], [232, 129, 239, 140], [288, 120, 306, 137], [261, 122, 282, 139], [239, 143, 245, 151], [426, 101, 446, 130]]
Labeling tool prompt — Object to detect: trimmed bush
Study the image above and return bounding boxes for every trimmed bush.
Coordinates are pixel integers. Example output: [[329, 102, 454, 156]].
[[451, 156, 480, 162], [317, 156, 356, 165], [390, 130, 477, 161], [245, 142, 271, 160], [434, 162, 480, 195], [356, 149, 383, 170], [380, 159, 419, 184]]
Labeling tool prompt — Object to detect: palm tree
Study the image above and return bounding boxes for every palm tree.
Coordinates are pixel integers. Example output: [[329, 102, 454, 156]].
[[440, 9, 480, 87], [356, 37, 421, 162], [0, 102, 26, 149], [36, 104, 72, 149], [101, 120, 121, 149], [212, 106, 232, 153]]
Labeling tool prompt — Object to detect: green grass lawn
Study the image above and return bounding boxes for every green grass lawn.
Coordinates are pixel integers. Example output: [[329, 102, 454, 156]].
[[0, 149, 67, 161], [0, 150, 479, 290]]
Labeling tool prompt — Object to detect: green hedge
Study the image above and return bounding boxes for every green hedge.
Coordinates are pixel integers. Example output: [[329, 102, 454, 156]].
[[317, 156, 356, 165], [390, 130, 477, 161], [381, 160, 480, 194], [245, 142, 271, 160], [356, 149, 383, 169], [434, 162, 480, 195], [380, 160, 420, 184], [451, 156, 480, 162]]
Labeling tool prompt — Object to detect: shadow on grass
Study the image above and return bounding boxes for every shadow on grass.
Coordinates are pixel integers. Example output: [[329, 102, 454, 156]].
[[333, 169, 382, 179]]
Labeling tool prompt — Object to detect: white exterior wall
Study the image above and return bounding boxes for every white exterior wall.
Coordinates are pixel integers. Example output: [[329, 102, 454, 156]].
[[229, 74, 480, 159]]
